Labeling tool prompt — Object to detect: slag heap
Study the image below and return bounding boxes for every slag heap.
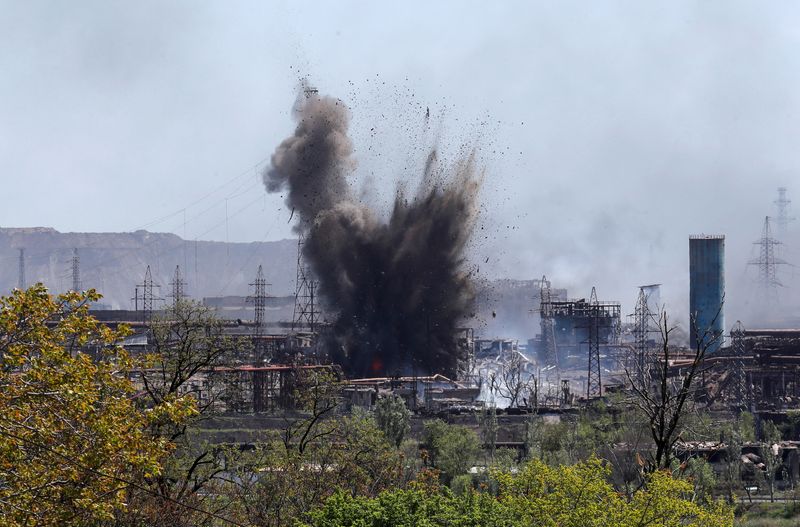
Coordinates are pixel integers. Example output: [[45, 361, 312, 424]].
[[264, 88, 480, 378]]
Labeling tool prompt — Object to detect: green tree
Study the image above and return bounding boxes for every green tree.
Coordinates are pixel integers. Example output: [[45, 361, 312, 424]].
[[374, 394, 411, 448], [223, 371, 405, 527], [479, 404, 498, 462], [684, 457, 717, 506], [118, 298, 251, 527], [422, 420, 480, 484], [303, 457, 734, 527], [0, 285, 195, 526], [762, 420, 783, 503]]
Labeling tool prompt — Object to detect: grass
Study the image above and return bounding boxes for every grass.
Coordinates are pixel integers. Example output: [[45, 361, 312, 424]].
[[735, 502, 800, 526]]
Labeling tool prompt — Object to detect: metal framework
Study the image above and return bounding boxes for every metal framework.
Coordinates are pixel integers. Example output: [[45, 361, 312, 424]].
[[248, 265, 270, 363], [17, 248, 25, 290], [169, 265, 187, 308], [538, 275, 558, 368], [749, 216, 786, 305], [774, 187, 794, 239], [560, 379, 571, 406], [684, 329, 800, 410], [70, 248, 81, 292], [632, 288, 652, 388], [206, 364, 333, 414], [581, 287, 620, 399], [292, 232, 319, 332], [730, 320, 749, 409], [135, 266, 161, 324], [586, 288, 601, 398]]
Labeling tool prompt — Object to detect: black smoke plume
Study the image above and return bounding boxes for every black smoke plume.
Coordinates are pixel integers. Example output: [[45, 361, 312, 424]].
[[265, 88, 480, 378]]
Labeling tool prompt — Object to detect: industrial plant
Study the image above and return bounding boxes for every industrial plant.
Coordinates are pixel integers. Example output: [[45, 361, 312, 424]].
[[4, 80, 799, 416], [3, 89, 800, 506]]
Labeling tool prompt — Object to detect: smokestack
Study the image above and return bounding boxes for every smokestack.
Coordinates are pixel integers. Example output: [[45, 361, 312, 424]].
[[689, 235, 725, 353], [264, 86, 480, 378]]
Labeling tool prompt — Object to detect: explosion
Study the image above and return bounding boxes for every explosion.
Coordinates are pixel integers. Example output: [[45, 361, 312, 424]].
[[265, 87, 480, 378]]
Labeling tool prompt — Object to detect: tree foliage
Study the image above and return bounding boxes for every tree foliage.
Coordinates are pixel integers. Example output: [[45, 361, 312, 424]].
[[226, 411, 405, 526], [374, 394, 411, 448], [0, 285, 195, 526], [116, 299, 252, 527], [421, 420, 480, 484], [303, 458, 734, 527]]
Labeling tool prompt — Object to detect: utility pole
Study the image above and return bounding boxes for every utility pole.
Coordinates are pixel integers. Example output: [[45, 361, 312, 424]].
[[70, 248, 81, 292], [538, 275, 558, 368], [632, 287, 651, 388], [749, 216, 786, 305], [586, 287, 602, 399], [17, 248, 25, 290], [135, 266, 161, 324], [774, 187, 794, 240], [292, 232, 319, 333], [168, 265, 187, 308], [248, 265, 270, 362], [730, 321, 749, 410]]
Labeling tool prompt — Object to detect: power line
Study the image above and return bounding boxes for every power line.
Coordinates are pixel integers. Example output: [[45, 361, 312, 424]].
[[80, 192, 269, 283], [130, 156, 269, 233], [216, 214, 282, 296]]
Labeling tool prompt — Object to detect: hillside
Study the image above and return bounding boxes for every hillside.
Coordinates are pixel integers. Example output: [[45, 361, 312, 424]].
[[0, 227, 297, 309], [0, 227, 551, 340]]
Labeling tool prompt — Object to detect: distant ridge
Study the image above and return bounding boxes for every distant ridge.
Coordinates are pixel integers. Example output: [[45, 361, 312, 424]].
[[0, 227, 297, 309]]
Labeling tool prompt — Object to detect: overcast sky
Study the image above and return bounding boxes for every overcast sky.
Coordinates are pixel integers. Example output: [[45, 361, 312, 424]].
[[2, 1, 799, 325]]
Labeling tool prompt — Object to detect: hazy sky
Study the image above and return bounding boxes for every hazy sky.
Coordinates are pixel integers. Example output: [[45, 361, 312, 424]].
[[2, 1, 799, 325]]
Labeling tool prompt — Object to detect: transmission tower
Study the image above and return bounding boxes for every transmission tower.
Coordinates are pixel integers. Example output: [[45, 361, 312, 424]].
[[17, 248, 25, 290], [774, 187, 795, 239], [292, 233, 319, 332], [632, 287, 652, 388], [168, 265, 187, 308], [135, 266, 162, 324], [248, 265, 270, 362], [749, 216, 787, 305], [70, 248, 81, 292], [730, 320, 749, 409], [538, 276, 559, 368], [586, 287, 602, 399]]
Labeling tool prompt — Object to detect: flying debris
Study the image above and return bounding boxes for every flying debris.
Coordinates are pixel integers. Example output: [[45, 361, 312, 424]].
[[264, 85, 481, 378]]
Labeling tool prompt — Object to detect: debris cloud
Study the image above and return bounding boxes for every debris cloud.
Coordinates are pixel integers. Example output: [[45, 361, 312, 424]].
[[265, 87, 480, 378]]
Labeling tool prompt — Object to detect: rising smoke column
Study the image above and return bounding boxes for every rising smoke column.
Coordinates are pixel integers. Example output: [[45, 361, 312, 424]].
[[265, 88, 480, 378]]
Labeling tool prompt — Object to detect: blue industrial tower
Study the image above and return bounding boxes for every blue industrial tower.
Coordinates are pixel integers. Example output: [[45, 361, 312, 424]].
[[689, 235, 725, 353]]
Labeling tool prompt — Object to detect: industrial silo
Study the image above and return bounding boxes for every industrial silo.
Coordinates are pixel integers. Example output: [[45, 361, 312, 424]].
[[689, 235, 725, 353]]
